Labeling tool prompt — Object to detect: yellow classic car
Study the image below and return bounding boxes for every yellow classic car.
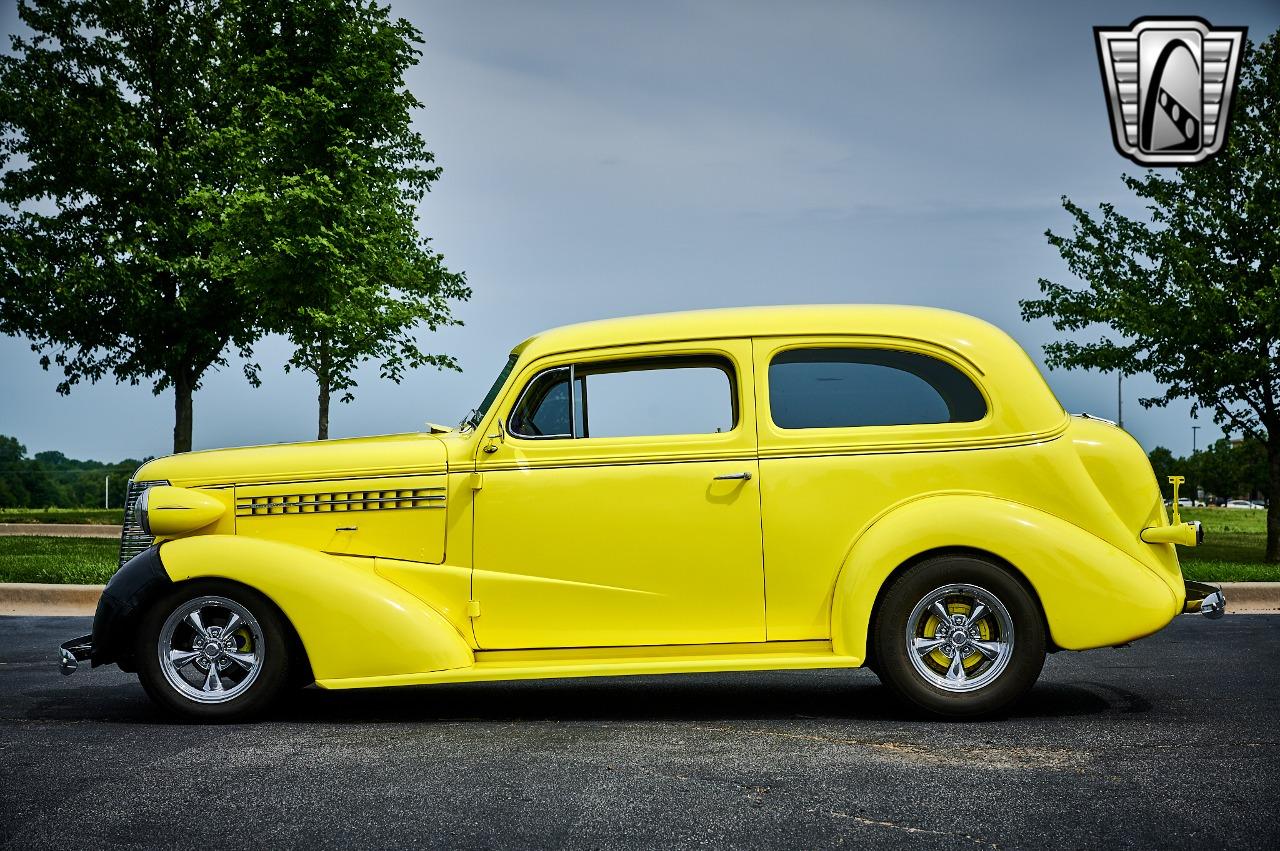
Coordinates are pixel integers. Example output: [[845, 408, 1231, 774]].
[[59, 305, 1224, 719]]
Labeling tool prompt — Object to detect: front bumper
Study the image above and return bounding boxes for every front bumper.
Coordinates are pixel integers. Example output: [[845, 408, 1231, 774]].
[[56, 544, 172, 676], [59, 634, 93, 675], [1183, 580, 1226, 619]]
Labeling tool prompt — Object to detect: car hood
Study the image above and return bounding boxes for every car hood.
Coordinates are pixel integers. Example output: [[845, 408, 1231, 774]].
[[134, 432, 449, 488]]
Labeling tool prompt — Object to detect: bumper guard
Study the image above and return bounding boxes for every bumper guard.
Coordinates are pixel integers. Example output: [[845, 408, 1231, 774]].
[[1183, 581, 1226, 619], [59, 634, 94, 675]]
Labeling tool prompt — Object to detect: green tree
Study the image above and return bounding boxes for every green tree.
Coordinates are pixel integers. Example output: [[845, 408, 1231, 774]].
[[200, 0, 467, 440], [1147, 447, 1177, 494], [0, 0, 276, 453], [1021, 32, 1280, 561]]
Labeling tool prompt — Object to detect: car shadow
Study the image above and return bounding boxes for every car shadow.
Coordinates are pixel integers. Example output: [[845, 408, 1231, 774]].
[[269, 671, 1125, 725], [25, 670, 1136, 725]]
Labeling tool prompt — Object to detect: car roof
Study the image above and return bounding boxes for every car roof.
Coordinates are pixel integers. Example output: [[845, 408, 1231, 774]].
[[509, 305, 1068, 439], [516, 305, 1002, 360]]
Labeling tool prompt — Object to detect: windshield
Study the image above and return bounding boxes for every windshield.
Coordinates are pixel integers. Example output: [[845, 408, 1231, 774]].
[[459, 354, 518, 431]]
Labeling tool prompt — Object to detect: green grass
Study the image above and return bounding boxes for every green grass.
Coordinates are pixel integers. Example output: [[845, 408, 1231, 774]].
[[0, 536, 118, 584], [0, 507, 123, 525], [1175, 507, 1277, 582]]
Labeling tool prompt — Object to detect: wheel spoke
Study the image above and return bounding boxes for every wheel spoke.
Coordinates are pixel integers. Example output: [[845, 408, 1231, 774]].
[[225, 651, 255, 671], [184, 609, 210, 640], [913, 637, 947, 657], [169, 649, 202, 669], [964, 602, 988, 628], [222, 612, 242, 636], [202, 662, 224, 692], [946, 650, 967, 682], [929, 598, 951, 624], [971, 640, 1005, 660]]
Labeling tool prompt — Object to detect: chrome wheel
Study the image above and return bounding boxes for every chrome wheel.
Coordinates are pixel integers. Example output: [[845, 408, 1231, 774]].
[[157, 595, 264, 704], [905, 583, 1014, 693]]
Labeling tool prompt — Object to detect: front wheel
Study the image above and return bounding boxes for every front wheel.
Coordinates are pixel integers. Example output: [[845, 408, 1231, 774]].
[[872, 556, 1046, 717], [135, 579, 292, 721]]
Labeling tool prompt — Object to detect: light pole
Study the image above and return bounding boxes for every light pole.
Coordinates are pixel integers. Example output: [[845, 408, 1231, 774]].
[[1117, 372, 1123, 429], [1192, 425, 1200, 454]]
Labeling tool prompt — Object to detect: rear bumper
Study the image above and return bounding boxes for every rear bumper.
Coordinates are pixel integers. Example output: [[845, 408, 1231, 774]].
[[1183, 580, 1226, 619]]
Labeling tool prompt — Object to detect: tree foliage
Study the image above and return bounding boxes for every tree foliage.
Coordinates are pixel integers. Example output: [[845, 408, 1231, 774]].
[[0, 0, 267, 452], [1148, 439, 1269, 504], [0, 435, 146, 509], [196, 0, 468, 439], [0, 0, 465, 448], [1022, 31, 1280, 560]]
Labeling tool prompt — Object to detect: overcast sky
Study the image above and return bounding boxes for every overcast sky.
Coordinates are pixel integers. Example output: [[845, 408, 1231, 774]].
[[2, 0, 1277, 462]]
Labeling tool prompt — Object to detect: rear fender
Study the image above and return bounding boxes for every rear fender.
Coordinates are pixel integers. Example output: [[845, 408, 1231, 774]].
[[831, 494, 1181, 661], [158, 535, 473, 681]]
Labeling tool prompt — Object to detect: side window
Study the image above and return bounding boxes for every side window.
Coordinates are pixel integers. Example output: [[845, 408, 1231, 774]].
[[768, 348, 986, 429], [508, 356, 736, 440], [509, 367, 572, 437]]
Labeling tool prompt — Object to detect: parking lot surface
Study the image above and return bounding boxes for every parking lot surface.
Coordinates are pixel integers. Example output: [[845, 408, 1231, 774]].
[[1, 615, 1278, 849]]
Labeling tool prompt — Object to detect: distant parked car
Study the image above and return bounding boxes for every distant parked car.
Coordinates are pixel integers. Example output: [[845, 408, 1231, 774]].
[[1225, 500, 1256, 509], [1249, 501, 1267, 510]]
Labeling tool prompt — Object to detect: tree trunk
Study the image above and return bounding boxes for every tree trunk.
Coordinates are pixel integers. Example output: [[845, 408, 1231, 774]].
[[317, 337, 330, 441], [1267, 434, 1280, 563], [317, 376, 330, 441], [173, 372, 194, 454]]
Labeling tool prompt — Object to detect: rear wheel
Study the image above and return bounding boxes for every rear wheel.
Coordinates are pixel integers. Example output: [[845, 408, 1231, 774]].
[[136, 579, 291, 721], [872, 555, 1045, 717]]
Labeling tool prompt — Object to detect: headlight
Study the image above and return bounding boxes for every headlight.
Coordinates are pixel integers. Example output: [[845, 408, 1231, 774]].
[[134, 486, 227, 537]]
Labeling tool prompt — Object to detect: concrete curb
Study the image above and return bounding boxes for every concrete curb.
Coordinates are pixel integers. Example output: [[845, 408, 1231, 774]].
[[1, 583, 103, 616], [1219, 582, 1280, 613], [2, 581, 1278, 618], [0, 523, 122, 538]]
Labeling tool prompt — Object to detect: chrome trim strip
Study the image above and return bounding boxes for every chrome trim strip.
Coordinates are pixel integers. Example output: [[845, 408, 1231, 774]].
[[234, 491, 447, 517]]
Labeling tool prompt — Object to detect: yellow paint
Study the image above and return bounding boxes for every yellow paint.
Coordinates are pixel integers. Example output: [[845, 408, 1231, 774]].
[[1141, 523, 1200, 546], [315, 640, 858, 690], [160, 535, 472, 680], [142, 485, 227, 536], [1168, 475, 1185, 524], [235, 474, 448, 564], [132, 306, 1192, 689]]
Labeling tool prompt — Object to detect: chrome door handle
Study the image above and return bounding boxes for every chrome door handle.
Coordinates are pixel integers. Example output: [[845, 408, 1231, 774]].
[[714, 471, 752, 481]]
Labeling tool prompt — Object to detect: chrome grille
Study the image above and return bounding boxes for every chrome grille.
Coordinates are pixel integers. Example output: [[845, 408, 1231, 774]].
[[118, 479, 168, 569], [235, 488, 445, 517]]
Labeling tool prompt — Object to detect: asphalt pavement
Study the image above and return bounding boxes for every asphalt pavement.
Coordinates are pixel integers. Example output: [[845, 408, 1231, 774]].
[[1, 615, 1277, 850]]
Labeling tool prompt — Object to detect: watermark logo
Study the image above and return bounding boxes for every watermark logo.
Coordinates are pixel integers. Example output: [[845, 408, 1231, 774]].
[[1094, 17, 1246, 165]]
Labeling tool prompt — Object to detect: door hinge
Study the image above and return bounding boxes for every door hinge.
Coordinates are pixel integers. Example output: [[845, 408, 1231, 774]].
[[470, 472, 483, 491], [466, 600, 481, 618]]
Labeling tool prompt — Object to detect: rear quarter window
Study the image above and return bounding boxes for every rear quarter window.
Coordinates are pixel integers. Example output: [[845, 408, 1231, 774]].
[[768, 347, 986, 429]]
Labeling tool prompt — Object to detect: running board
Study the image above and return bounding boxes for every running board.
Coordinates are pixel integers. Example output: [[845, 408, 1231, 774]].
[[315, 640, 862, 690]]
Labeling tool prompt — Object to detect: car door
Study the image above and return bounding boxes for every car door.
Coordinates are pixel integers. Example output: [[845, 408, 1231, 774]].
[[472, 340, 764, 650]]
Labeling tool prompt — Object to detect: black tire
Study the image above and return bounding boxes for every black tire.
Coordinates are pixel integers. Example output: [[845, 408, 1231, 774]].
[[872, 555, 1045, 718], [135, 579, 292, 721]]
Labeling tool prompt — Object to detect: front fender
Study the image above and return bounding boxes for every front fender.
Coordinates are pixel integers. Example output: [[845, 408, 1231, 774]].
[[158, 535, 473, 681], [831, 494, 1181, 661]]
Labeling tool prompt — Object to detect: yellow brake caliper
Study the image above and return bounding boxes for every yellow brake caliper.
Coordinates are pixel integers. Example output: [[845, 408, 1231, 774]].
[[923, 601, 991, 671]]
